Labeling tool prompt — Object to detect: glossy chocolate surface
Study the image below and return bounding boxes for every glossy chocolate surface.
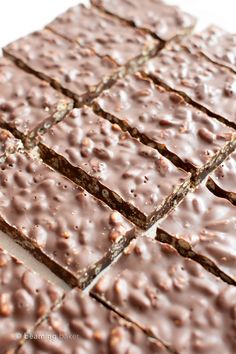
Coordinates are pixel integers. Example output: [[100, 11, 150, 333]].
[[48, 4, 158, 65], [145, 44, 236, 129], [40, 107, 189, 223], [4, 30, 118, 104], [0, 128, 22, 161], [0, 153, 133, 285], [92, 236, 236, 354], [18, 289, 168, 354], [0, 247, 63, 353], [92, 0, 196, 41], [95, 74, 234, 170], [210, 150, 236, 194], [158, 185, 236, 282], [0, 57, 72, 139], [184, 26, 236, 72]]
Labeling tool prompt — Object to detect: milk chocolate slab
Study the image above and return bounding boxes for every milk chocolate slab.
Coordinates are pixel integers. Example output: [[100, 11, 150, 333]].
[[0, 247, 63, 354], [92, 236, 236, 354], [156, 184, 236, 285], [92, 0, 196, 41], [47, 4, 160, 66], [183, 26, 236, 72], [207, 150, 236, 205], [0, 152, 134, 288], [144, 44, 236, 130], [39, 107, 190, 229], [0, 58, 73, 143], [18, 289, 168, 354], [3, 30, 119, 106], [94, 73, 236, 181], [0, 128, 23, 163]]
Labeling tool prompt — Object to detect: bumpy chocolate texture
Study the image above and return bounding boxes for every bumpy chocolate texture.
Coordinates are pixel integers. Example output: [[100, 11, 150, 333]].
[[184, 26, 236, 72], [207, 150, 236, 205], [0, 247, 63, 354], [94, 73, 235, 180], [47, 4, 159, 66], [144, 44, 236, 130], [0, 58, 73, 141], [92, 0, 196, 41], [0, 152, 134, 288], [18, 289, 168, 354], [39, 106, 190, 229], [0, 128, 23, 163], [92, 236, 236, 354], [156, 184, 236, 285], [3, 29, 119, 105]]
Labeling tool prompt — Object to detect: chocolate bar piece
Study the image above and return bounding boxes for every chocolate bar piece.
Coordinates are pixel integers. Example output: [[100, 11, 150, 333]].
[[39, 107, 190, 229], [0, 128, 23, 162], [92, 0, 196, 41], [92, 236, 236, 354], [47, 4, 160, 66], [4, 30, 119, 106], [0, 152, 134, 288], [0, 247, 63, 353], [207, 150, 236, 205], [144, 44, 236, 130], [156, 184, 236, 285], [183, 26, 236, 72], [94, 73, 236, 181], [18, 289, 168, 354], [0, 58, 73, 143]]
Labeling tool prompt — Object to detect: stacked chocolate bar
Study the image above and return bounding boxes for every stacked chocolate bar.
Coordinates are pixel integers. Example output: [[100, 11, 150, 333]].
[[0, 0, 236, 353]]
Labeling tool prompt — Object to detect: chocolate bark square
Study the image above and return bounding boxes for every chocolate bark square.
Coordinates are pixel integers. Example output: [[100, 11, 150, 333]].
[[4, 30, 119, 106], [92, 236, 236, 354], [39, 106, 190, 229], [0, 247, 63, 353], [92, 0, 196, 41], [94, 73, 236, 182], [47, 4, 160, 66], [0, 58, 73, 143], [156, 184, 236, 285], [0, 152, 134, 288]]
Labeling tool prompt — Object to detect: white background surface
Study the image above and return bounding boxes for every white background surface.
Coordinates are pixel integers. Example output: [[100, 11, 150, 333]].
[[0, 0, 235, 290]]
